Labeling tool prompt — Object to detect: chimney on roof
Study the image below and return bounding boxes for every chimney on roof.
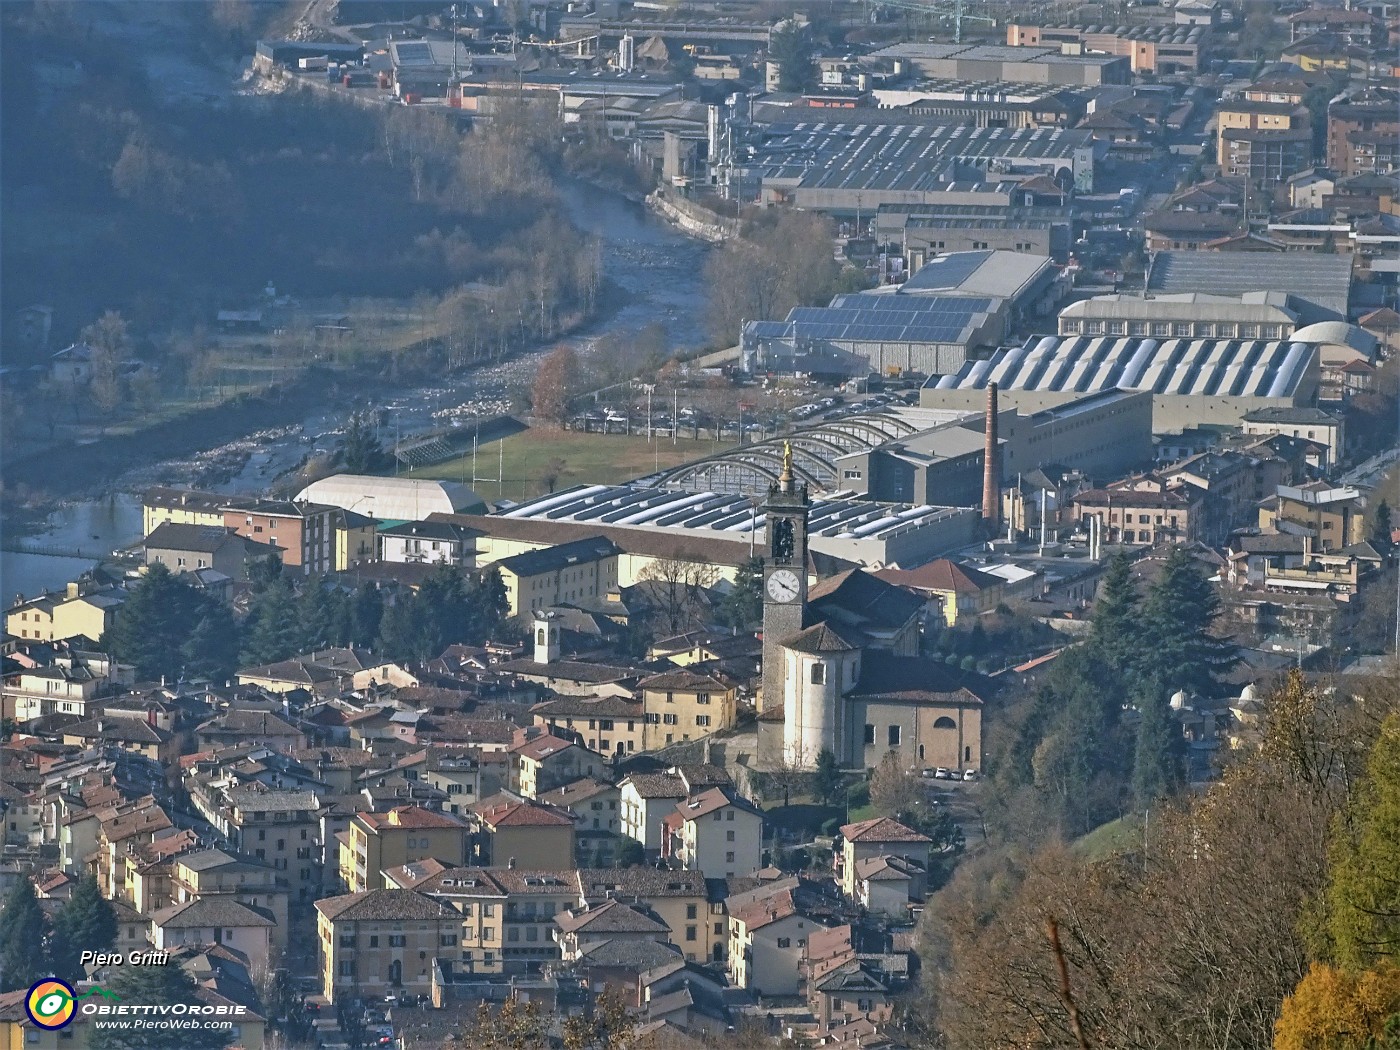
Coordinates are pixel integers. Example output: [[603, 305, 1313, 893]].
[[982, 383, 1001, 536], [508, 856, 516, 869]]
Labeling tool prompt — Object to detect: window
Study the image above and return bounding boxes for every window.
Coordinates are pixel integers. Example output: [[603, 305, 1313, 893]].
[[888, 725, 901, 746], [810, 663, 825, 685], [1086, 321, 1105, 335], [1128, 321, 1147, 336], [686, 925, 697, 941], [777, 938, 791, 948], [726, 830, 736, 841], [338, 961, 354, 976], [441, 933, 457, 947], [389, 935, 406, 947], [1152, 322, 1171, 336], [696, 715, 711, 728], [725, 851, 735, 862], [1173, 323, 1192, 337], [697, 693, 710, 705], [715, 922, 724, 935], [1107, 321, 1125, 335], [663, 713, 678, 725], [863, 724, 875, 745], [483, 927, 495, 940], [339, 934, 356, 948], [1062, 320, 1080, 334], [508, 928, 519, 942], [843, 468, 863, 479]]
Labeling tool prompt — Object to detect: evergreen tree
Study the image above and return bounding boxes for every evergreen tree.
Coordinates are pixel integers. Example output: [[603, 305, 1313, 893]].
[[377, 594, 429, 660], [241, 577, 299, 665], [105, 563, 226, 682], [1374, 501, 1394, 552], [180, 606, 239, 682], [1139, 546, 1234, 696], [718, 556, 764, 631], [1089, 551, 1143, 678], [812, 748, 845, 807], [348, 584, 383, 649], [296, 578, 334, 652], [89, 963, 231, 1049], [418, 564, 472, 655], [338, 412, 383, 474], [326, 587, 354, 648], [1328, 715, 1400, 970], [1132, 679, 1181, 808], [0, 878, 50, 992], [769, 22, 815, 92], [49, 875, 117, 983]]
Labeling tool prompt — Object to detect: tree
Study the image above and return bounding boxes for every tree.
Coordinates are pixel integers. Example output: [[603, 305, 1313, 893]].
[[562, 989, 633, 1050], [1275, 963, 1400, 1050], [869, 751, 922, 819], [0, 877, 49, 992], [240, 577, 300, 666], [813, 748, 845, 807], [49, 875, 117, 984], [89, 963, 231, 1049], [769, 22, 815, 93], [718, 555, 764, 631], [530, 343, 578, 428], [348, 585, 384, 649], [443, 994, 547, 1050], [1089, 551, 1142, 677], [80, 310, 131, 416], [1139, 545, 1234, 696], [615, 836, 645, 868], [339, 412, 383, 474], [1133, 680, 1182, 807], [636, 552, 721, 638], [1327, 715, 1400, 970], [377, 593, 431, 661], [105, 563, 234, 682], [1374, 501, 1393, 552]]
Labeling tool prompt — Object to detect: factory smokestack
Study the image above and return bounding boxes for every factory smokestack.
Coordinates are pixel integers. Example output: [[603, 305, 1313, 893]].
[[982, 383, 1001, 535]]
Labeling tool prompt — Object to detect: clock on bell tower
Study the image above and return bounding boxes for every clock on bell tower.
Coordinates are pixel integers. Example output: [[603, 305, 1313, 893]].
[[760, 442, 810, 714]]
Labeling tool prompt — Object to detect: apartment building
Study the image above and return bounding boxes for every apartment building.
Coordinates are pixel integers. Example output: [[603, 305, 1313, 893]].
[[508, 733, 605, 799], [315, 889, 462, 1005], [141, 486, 228, 535], [1070, 475, 1205, 546], [468, 794, 576, 868], [638, 671, 738, 747], [222, 499, 339, 575], [728, 885, 817, 997], [424, 747, 482, 816], [666, 788, 764, 880], [836, 817, 934, 903], [4, 583, 126, 644], [339, 807, 471, 893], [576, 867, 716, 964], [1217, 99, 1312, 183], [492, 536, 621, 616], [223, 788, 322, 902], [1259, 482, 1367, 551], [1328, 101, 1400, 176], [170, 848, 289, 951], [1242, 407, 1345, 469], [556, 900, 671, 964]]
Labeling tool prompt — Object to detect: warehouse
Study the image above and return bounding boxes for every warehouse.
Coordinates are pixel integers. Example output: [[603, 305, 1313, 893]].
[[750, 121, 1100, 213], [920, 334, 1321, 432], [1146, 252, 1353, 324], [1058, 292, 1303, 341], [450, 485, 981, 575], [295, 475, 486, 521], [743, 251, 1064, 377], [870, 42, 1132, 86]]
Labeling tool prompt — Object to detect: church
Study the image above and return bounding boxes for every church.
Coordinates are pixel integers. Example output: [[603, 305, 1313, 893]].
[[757, 445, 985, 774]]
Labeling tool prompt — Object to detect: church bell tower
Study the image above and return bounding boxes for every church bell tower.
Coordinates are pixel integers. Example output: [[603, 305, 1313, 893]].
[[760, 442, 810, 714]]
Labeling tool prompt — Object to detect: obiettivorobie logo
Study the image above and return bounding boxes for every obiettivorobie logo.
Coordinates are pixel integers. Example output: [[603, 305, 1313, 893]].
[[25, 979, 117, 1030]]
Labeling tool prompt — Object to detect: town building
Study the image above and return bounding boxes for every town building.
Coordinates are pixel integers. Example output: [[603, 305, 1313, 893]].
[[339, 807, 471, 893], [141, 523, 280, 582], [1259, 483, 1367, 551], [295, 474, 486, 521], [221, 499, 339, 575], [468, 794, 576, 869], [664, 787, 763, 880], [4, 583, 126, 644], [492, 536, 622, 616], [378, 519, 479, 566], [870, 41, 1131, 86], [1241, 407, 1346, 469], [1005, 22, 1210, 74], [315, 888, 462, 1005]]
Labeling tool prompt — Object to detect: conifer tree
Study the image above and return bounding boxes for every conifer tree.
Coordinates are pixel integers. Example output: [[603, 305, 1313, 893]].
[[0, 878, 50, 992], [89, 963, 230, 1049], [49, 875, 117, 983]]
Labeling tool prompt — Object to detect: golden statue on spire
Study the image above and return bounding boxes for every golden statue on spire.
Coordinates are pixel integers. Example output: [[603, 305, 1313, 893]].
[[783, 440, 793, 476]]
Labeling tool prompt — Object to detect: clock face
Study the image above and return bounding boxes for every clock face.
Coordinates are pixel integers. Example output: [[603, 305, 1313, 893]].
[[766, 569, 801, 603]]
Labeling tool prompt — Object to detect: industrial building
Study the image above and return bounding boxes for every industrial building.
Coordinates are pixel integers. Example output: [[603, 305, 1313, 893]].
[[457, 485, 981, 573], [748, 121, 1099, 214], [870, 79, 1093, 128], [743, 251, 1063, 378], [870, 42, 1131, 86], [1146, 252, 1353, 324], [920, 334, 1321, 433], [295, 476, 486, 522], [1005, 23, 1211, 75], [1057, 292, 1304, 341]]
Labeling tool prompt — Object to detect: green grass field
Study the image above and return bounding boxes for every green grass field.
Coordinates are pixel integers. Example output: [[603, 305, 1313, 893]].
[[406, 429, 737, 501]]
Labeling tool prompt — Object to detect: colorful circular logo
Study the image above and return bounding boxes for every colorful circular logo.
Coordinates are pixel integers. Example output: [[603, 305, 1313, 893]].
[[26, 979, 76, 1030]]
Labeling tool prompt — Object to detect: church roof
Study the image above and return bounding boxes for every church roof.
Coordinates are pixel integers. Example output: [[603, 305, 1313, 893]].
[[778, 622, 860, 654], [847, 656, 986, 706], [808, 569, 925, 635]]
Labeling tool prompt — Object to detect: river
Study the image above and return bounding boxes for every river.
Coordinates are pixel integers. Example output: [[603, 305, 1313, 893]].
[[0, 180, 711, 601]]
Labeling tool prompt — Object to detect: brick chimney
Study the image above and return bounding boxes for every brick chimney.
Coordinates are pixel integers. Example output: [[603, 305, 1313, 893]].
[[982, 383, 1001, 535]]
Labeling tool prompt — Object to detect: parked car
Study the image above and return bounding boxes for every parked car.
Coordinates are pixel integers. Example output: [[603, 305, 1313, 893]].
[[962, 769, 978, 781], [934, 767, 952, 780]]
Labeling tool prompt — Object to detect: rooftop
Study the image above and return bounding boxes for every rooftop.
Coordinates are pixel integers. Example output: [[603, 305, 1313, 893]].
[[1146, 251, 1352, 323], [315, 888, 459, 923], [840, 816, 933, 844]]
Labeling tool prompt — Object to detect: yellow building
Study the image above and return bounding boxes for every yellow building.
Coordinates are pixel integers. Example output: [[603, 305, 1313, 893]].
[[5, 583, 126, 644], [142, 486, 228, 535], [468, 795, 576, 869], [339, 807, 471, 893], [873, 559, 1008, 628], [315, 888, 462, 1005], [639, 670, 739, 747], [532, 696, 648, 757], [1259, 482, 1367, 552], [836, 817, 933, 902], [493, 536, 621, 616], [333, 508, 377, 570]]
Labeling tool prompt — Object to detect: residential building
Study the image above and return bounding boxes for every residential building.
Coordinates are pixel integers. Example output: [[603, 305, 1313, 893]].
[[339, 807, 471, 893], [1288, 7, 1384, 47], [507, 732, 605, 799], [836, 817, 934, 903], [727, 886, 819, 996], [149, 898, 274, 974], [222, 499, 339, 575], [1242, 406, 1345, 468], [619, 773, 690, 857], [332, 509, 378, 571], [424, 747, 482, 816], [556, 900, 671, 964], [223, 788, 322, 902], [61, 718, 178, 768], [378, 519, 479, 566], [142, 523, 280, 582], [315, 889, 462, 1005], [196, 710, 307, 752], [141, 486, 228, 535], [532, 695, 648, 757], [493, 536, 621, 616], [666, 788, 764, 880], [1258, 482, 1367, 551], [170, 849, 289, 951], [536, 777, 623, 867], [638, 670, 739, 747], [1070, 475, 1204, 546], [1216, 99, 1312, 183], [576, 868, 717, 964], [4, 583, 126, 644], [1327, 101, 1400, 176], [468, 794, 575, 869], [873, 558, 1008, 628], [2, 655, 127, 722]]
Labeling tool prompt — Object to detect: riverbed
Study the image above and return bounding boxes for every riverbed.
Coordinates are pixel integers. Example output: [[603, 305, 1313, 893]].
[[0, 180, 710, 598]]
